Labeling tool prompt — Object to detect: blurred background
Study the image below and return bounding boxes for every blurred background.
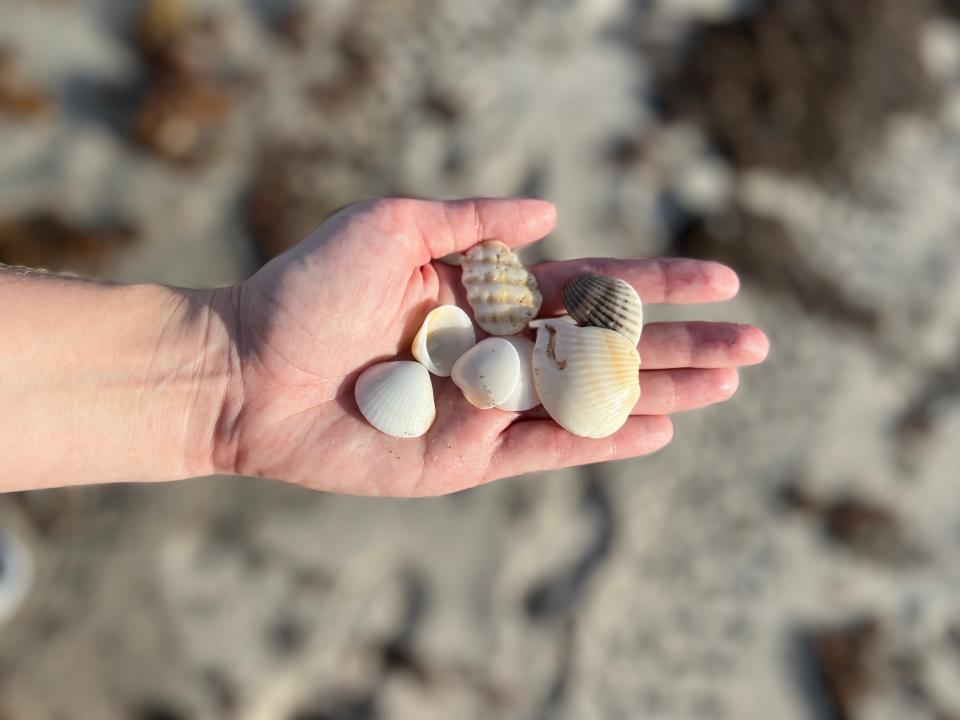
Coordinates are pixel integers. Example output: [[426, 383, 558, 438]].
[[2, 0, 960, 718]]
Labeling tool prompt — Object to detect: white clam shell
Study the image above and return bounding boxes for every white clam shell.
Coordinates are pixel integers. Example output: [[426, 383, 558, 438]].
[[461, 240, 542, 335], [532, 319, 641, 439], [411, 305, 476, 377], [354, 361, 436, 438], [451, 337, 521, 409], [496, 336, 540, 412]]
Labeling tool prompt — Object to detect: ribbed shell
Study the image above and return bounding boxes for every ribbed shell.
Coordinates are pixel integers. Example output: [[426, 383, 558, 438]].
[[411, 305, 476, 377], [532, 320, 640, 438], [561, 274, 643, 346], [354, 361, 436, 438], [451, 338, 521, 409], [461, 241, 542, 335]]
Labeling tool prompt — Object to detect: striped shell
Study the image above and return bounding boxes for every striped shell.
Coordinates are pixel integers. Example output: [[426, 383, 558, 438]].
[[532, 319, 640, 438], [354, 361, 436, 438], [561, 274, 643, 346], [461, 241, 542, 335]]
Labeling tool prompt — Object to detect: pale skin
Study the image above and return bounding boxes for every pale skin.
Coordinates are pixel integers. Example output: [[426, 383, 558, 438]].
[[0, 198, 768, 496]]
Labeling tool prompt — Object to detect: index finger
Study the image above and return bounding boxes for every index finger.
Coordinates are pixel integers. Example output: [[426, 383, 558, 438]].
[[406, 197, 557, 258], [532, 258, 740, 313]]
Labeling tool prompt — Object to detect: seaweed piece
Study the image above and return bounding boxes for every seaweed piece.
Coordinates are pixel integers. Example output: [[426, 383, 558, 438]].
[[804, 617, 884, 720], [0, 212, 136, 273], [658, 0, 939, 182], [0, 47, 52, 119]]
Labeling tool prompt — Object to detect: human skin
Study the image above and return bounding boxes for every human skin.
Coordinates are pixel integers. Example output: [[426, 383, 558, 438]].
[[0, 198, 768, 496]]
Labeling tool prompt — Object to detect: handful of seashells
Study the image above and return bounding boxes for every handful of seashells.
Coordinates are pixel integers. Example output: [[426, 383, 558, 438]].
[[355, 241, 643, 440]]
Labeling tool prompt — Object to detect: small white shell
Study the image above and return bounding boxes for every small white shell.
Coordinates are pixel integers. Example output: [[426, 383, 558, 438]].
[[461, 241, 542, 335], [528, 315, 576, 329], [354, 361, 436, 438], [411, 305, 476, 377], [532, 319, 640, 438], [451, 337, 521, 409], [496, 336, 540, 412]]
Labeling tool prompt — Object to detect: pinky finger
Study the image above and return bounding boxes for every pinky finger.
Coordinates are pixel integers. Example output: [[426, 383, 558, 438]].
[[488, 415, 674, 481]]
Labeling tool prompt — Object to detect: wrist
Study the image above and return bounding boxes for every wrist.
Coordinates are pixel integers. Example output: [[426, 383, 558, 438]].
[[187, 284, 242, 479], [0, 273, 238, 488], [86, 282, 239, 483], [68, 281, 236, 484]]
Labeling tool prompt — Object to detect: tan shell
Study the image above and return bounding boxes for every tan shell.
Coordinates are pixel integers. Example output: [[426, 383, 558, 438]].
[[461, 241, 542, 335], [532, 319, 640, 438], [561, 274, 643, 346]]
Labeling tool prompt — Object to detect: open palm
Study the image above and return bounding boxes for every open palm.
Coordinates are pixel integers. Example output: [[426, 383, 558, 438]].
[[214, 198, 768, 496]]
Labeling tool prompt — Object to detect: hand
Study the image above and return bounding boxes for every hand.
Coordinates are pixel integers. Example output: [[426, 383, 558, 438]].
[[210, 198, 768, 496]]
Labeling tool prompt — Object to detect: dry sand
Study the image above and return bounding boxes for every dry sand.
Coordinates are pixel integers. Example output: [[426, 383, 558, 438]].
[[1, 1, 960, 718]]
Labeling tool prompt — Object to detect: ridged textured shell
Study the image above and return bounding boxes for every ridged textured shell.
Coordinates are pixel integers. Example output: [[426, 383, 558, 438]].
[[561, 274, 644, 346], [451, 337, 521, 409], [461, 241, 542, 335], [532, 320, 641, 438], [411, 305, 476, 377], [496, 336, 540, 412], [354, 361, 436, 438]]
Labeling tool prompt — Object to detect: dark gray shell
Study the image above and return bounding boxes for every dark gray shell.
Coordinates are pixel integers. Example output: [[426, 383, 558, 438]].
[[561, 274, 643, 345]]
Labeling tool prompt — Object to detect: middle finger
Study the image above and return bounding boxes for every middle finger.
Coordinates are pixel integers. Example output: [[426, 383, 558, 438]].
[[639, 322, 769, 369]]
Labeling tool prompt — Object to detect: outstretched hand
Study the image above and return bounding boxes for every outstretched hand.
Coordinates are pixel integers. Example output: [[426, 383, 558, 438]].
[[212, 198, 768, 496]]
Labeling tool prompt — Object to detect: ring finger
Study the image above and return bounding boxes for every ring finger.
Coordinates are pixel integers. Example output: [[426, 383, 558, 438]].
[[515, 367, 740, 421]]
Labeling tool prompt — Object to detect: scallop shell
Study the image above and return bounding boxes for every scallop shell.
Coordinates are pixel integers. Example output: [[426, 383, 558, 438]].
[[497, 336, 540, 412], [411, 305, 476, 377], [561, 274, 644, 346], [354, 361, 436, 438], [532, 319, 640, 438], [451, 337, 521, 409], [461, 241, 542, 335]]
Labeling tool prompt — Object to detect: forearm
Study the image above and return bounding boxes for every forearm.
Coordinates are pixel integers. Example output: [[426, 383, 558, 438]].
[[0, 266, 233, 490]]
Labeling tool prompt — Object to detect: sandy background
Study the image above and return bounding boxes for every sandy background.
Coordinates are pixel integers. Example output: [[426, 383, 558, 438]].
[[2, 0, 960, 718]]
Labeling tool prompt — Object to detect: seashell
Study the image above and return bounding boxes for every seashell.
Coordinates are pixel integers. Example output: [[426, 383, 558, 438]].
[[461, 240, 542, 335], [354, 361, 436, 438], [532, 319, 640, 438], [561, 274, 644, 346], [528, 315, 576, 330], [497, 336, 540, 412], [451, 337, 521, 409], [411, 305, 476, 377], [436, 252, 464, 267]]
